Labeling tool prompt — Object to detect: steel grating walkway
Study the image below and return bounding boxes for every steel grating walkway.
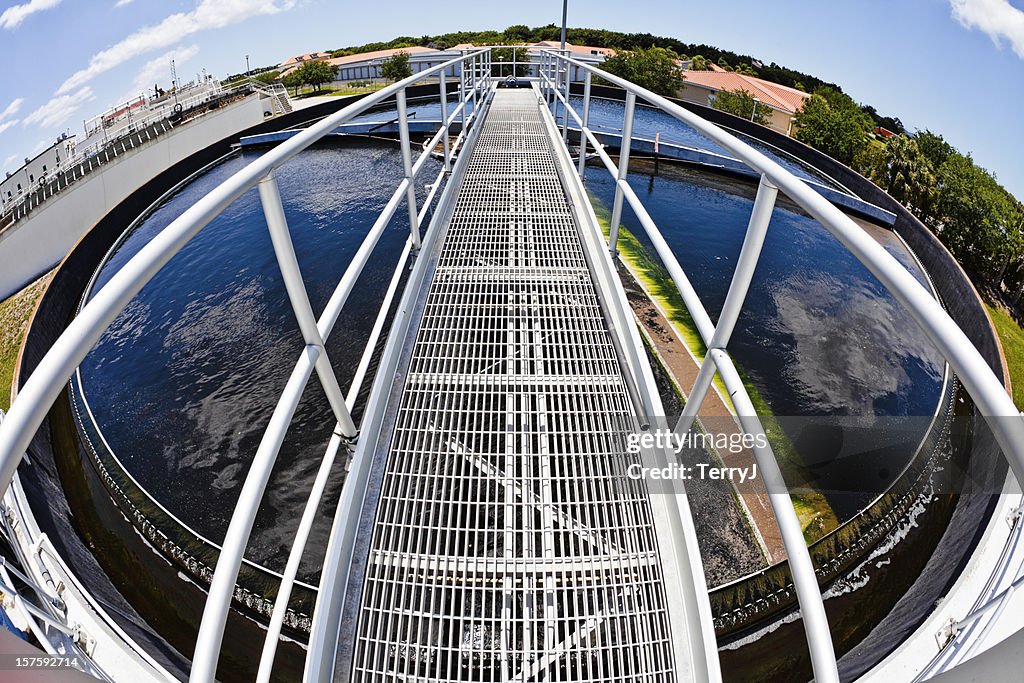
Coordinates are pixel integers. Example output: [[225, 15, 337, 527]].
[[349, 89, 679, 682]]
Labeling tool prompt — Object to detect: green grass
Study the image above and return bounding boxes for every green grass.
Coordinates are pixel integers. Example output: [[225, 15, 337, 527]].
[[792, 493, 841, 544], [985, 301, 1024, 410], [291, 82, 390, 99], [0, 274, 50, 411]]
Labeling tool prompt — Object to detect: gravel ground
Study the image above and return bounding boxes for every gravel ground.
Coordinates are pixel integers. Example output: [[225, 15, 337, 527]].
[[633, 283, 768, 587]]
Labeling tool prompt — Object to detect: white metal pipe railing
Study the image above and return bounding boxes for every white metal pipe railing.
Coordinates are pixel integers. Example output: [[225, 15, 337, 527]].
[[301, 81, 495, 683], [0, 48, 488, 683], [541, 52, 839, 682], [938, 504, 1024, 666], [608, 91, 637, 255], [439, 72, 452, 172], [552, 50, 840, 674], [193, 51, 489, 683], [259, 173, 358, 437], [254, 426, 345, 683], [395, 90, 422, 251], [676, 175, 779, 437], [540, 47, 1024, 683], [189, 344, 320, 683], [578, 71, 592, 178]]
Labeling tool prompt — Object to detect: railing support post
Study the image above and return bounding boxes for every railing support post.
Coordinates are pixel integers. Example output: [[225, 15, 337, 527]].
[[561, 57, 571, 145], [709, 350, 840, 683], [551, 54, 560, 123], [459, 59, 467, 132], [258, 174, 358, 438], [608, 91, 636, 255], [543, 52, 551, 105], [473, 55, 481, 120], [675, 174, 778, 435], [396, 89, 422, 250], [578, 71, 592, 178], [439, 72, 451, 172], [539, 52, 545, 96], [550, 54, 556, 107]]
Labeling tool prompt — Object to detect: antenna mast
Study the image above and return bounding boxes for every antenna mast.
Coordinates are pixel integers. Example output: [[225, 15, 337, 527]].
[[170, 58, 179, 106]]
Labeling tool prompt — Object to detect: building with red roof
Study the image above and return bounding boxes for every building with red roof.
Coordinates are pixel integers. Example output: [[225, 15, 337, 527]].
[[678, 70, 811, 135], [277, 52, 332, 70]]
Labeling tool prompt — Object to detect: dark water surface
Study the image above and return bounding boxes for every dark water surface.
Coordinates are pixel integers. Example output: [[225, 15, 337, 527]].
[[80, 139, 439, 576], [79, 138, 942, 574], [585, 166, 944, 517]]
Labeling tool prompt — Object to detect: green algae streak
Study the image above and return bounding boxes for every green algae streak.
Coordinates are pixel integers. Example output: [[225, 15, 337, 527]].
[[588, 190, 838, 541]]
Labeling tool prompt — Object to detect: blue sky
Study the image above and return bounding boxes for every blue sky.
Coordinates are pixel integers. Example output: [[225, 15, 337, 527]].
[[0, 0, 1022, 200]]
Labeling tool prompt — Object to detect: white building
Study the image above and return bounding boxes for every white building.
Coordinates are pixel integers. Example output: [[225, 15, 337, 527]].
[[279, 42, 615, 86], [0, 135, 76, 213]]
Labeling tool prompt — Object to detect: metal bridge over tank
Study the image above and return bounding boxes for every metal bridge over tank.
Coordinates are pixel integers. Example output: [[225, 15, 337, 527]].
[[1, 47, 1024, 683], [341, 88, 703, 683]]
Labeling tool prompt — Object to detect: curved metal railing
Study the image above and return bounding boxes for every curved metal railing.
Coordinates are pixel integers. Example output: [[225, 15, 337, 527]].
[[1, 43, 1022, 683], [537, 48, 1024, 683], [0, 47, 492, 682]]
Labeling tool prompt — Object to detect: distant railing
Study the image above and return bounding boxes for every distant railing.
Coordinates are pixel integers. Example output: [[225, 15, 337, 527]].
[[1, 118, 174, 226], [0, 87, 253, 228], [0, 408, 106, 677]]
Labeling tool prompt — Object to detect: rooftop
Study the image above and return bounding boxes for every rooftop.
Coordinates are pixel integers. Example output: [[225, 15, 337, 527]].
[[682, 70, 811, 113], [532, 40, 616, 56], [278, 51, 332, 68]]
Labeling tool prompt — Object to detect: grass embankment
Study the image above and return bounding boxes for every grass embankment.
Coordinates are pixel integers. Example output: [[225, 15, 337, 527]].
[[985, 301, 1024, 410], [0, 274, 50, 411], [291, 82, 390, 99], [588, 192, 838, 542]]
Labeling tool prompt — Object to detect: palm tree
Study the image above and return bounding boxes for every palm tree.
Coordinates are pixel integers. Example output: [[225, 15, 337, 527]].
[[884, 135, 935, 219]]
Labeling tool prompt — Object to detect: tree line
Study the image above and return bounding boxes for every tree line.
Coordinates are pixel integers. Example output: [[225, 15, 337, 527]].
[[328, 24, 905, 134], [318, 26, 1021, 300], [782, 86, 1023, 298]]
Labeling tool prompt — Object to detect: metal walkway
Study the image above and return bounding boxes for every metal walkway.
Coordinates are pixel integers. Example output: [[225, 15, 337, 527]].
[[345, 89, 683, 682]]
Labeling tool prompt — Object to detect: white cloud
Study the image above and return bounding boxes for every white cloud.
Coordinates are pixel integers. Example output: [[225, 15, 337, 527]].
[[115, 0, 136, 6], [127, 44, 201, 99], [3, 154, 17, 168], [0, 120, 19, 135], [951, 0, 1024, 58], [58, 0, 295, 94], [0, 0, 62, 29], [23, 87, 96, 130], [0, 98, 24, 122]]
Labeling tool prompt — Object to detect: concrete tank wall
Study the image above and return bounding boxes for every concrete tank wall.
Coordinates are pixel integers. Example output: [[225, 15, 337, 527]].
[[0, 96, 265, 300]]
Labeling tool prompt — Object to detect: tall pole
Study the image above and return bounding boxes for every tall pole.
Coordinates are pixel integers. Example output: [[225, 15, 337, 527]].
[[560, 0, 568, 50], [246, 54, 251, 78]]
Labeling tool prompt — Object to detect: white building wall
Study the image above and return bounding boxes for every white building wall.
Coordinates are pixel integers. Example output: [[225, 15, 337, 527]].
[[0, 96, 264, 299], [0, 138, 77, 212]]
